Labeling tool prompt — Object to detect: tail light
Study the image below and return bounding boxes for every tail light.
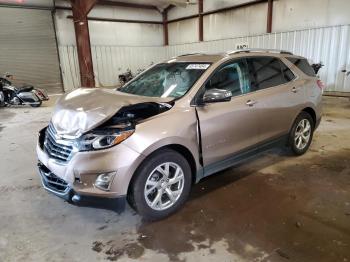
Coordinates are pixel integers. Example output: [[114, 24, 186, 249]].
[[35, 90, 45, 99], [316, 79, 325, 92], [34, 89, 49, 100]]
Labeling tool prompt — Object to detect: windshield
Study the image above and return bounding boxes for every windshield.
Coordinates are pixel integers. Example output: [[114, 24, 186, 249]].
[[118, 62, 210, 98]]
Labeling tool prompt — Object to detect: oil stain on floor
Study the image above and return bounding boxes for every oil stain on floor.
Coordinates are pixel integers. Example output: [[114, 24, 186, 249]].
[[93, 149, 350, 261]]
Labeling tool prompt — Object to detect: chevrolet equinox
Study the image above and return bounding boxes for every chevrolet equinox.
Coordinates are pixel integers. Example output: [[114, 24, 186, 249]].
[[37, 49, 322, 220]]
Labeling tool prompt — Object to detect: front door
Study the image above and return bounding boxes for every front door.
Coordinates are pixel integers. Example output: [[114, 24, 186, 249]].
[[196, 59, 262, 169]]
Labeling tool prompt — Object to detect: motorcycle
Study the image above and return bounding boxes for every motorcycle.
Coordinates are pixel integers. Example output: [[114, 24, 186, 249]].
[[311, 62, 324, 75], [0, 73, 49, 108], [118, 63, 154, 86], [118, 69, 133, 86]]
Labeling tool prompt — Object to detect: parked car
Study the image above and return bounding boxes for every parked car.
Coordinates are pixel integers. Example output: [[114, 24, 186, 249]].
[[37, 49, 323, 220]]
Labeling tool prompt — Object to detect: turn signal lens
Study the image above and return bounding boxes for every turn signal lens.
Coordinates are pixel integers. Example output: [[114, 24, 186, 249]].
[[94, 172, 116, 191], [112, 130, 134, 145]]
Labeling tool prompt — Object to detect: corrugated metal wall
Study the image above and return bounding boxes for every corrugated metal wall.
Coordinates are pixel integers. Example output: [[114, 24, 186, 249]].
[[0, 7, 63, 94], [59, 24, 350, 93], [59, 45, 166, 91]]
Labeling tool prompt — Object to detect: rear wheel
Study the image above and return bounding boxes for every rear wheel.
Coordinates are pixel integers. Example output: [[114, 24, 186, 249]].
[[289, 112, 314, 155], [30, 101, 42, 107], [129, 149, 192, 221]]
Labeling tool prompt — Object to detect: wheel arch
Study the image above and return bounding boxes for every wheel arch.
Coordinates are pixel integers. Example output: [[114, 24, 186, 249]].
[[301, 107, 316, 126], [127, 143, 199, 198]]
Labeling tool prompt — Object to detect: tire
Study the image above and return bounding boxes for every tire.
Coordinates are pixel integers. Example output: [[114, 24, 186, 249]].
[[30, 101, 42, 108], [289, 111, 314, 155], [0, 91, 5, 107], [129, 149, 192, 221]]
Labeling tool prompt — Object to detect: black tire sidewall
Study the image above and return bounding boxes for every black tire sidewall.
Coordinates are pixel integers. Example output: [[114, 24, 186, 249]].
[[131, 149, 192, 221], [0, 91, 5, 107], [289, 112, 314, 155]]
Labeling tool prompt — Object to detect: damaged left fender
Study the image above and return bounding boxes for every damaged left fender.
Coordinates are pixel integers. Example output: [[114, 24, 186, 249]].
[[122, 106, 201, 177]]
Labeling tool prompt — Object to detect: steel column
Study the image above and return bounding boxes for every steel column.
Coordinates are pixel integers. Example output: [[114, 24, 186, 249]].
[[162, 11, 169, 46], [267, 0, 273, 33], [70, 0, 97, 87], [198, 0, 203, 42]]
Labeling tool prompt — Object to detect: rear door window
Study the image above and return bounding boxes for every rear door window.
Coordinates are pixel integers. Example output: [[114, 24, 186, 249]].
[[247, 57, 287, 91], [286, 57, 315, 77], [205, 59, 251, 97]]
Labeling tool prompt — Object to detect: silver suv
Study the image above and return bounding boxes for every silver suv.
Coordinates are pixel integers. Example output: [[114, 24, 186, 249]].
[[37, 49, 322, 220]]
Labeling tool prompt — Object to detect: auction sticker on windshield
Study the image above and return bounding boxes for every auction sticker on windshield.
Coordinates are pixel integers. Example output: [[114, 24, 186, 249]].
[[186, 64, 210, 70]]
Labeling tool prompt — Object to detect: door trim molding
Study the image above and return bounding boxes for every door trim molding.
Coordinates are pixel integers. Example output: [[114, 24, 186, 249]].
[[196, 134, 288, 181]]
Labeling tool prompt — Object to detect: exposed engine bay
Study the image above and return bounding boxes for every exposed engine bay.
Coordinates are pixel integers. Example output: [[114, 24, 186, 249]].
[[75, 102, 174, 151], [97, 102, 173, 130]]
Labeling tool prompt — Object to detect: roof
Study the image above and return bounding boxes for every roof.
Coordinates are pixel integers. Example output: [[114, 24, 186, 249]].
[[168, 49, 300, 64]]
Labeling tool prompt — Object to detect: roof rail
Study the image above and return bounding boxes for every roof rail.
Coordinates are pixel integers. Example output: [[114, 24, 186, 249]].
[[227, 48, 293, 55], [178, 53, 204, 57]]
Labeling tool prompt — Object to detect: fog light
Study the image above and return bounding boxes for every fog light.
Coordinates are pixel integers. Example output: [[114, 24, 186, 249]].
[[94, 172, 116, 191]]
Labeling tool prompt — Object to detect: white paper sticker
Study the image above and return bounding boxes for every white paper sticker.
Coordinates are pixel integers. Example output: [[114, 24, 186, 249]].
[[186, 64, 210, 70]]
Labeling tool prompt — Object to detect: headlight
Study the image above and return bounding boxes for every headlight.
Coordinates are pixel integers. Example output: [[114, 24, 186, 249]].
[[76, 129, 134, 151]]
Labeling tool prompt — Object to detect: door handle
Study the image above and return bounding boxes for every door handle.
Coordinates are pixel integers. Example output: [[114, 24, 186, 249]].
[[246, 100, 257, 107], [291, 87, 299, 93]]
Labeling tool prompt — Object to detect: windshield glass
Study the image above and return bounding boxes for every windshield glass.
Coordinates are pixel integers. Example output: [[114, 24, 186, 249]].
[[118, 62, 210, 98]]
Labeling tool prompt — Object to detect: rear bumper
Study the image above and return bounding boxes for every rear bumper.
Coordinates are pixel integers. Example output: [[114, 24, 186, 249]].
[[38, 162, 126, 212]]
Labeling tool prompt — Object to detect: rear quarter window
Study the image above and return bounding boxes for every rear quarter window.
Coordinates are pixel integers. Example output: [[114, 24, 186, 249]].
[[280, 60, 296, 81], [287, 57, 315, 77]]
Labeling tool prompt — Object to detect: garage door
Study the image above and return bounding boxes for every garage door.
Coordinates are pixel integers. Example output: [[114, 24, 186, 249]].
[[0, 7, 63, 94]]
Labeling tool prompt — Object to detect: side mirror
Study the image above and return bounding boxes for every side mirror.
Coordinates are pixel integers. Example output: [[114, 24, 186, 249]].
[[203, 88, 232, 103]]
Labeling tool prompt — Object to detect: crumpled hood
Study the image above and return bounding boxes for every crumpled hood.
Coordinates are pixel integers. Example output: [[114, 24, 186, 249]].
[[52, 88, 172, 137]]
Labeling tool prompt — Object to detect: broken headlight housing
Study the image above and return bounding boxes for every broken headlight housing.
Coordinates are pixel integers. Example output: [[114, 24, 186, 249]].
[[76, 127, 134, 151]]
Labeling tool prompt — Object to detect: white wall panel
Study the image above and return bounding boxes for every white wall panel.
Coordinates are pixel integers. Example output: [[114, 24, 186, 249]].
[[88, 22, 163, 46], [168, 18, 199, 44], [54, 8, 163, 46], [168, 4, 197, 20], [273, 0, 350, 33], [203, 0, 256, 12], [89, 5, 162, 21], [204, 3, 267, 41]]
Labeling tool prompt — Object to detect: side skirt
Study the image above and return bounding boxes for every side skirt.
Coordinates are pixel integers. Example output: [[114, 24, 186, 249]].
[[199, 135, 288, 180]]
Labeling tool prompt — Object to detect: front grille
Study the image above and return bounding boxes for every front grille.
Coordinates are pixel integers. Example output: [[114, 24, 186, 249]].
[[44, 123, 74, 163], [39, 164, 69, 194]]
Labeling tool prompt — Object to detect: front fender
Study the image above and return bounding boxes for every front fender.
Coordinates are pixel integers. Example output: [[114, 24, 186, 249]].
[[122, 106, 201, 170]]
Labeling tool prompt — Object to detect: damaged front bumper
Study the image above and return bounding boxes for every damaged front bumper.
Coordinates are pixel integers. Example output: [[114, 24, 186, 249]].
[[38, 162, 126, 212], [36, 129, 146, 211]]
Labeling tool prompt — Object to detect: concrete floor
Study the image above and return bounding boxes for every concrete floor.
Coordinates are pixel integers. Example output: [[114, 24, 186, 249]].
[[0, 96, 349, 262]]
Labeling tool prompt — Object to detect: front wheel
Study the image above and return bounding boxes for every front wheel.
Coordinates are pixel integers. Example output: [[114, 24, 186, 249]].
[[129, 149, 192, 221], [289, 112, 314, 155], [0, 91, 5, 107]]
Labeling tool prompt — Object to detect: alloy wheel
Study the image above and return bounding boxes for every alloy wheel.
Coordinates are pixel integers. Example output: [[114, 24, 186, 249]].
[[144, 162, 185, 211], [294, 119, 311, 150]]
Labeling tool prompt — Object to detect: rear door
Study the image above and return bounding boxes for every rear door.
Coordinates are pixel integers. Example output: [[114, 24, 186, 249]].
[[196, 59, 262, 168], [246, 56, 304, 142]]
